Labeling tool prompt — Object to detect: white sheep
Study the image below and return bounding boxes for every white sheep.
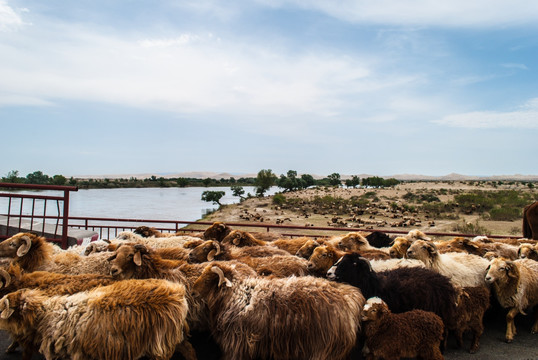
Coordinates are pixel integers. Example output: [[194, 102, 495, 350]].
[[407, 239, 490, 288], [485, 257, 538, 342]]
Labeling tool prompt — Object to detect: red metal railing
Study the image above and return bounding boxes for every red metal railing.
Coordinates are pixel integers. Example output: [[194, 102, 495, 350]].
[[0, 182, 78, 249], [1, 183, 519, 246], [67, 216, 518, 240]]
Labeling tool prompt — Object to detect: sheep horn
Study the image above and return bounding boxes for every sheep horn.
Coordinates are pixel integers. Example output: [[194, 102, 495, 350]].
[[83, 243, 96, 256], [0, 269, 11, 288], [210, 266, 232, 288], [16, 235, 32, 257], [0, 298, 13, 319], [207, 249, 216, 262], [233, 236, 241, 246]]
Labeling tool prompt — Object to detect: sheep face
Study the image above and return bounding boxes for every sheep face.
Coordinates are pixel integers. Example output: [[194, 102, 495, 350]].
[[188, 240, 221, 263], [389, 237, 411, 258], [518, 244, 538, 260], [406, 240, 438, 264], [485, 258, 517, 284], [327, 253, 372, 283], [296, 240, 320, 259], [192, 265, 232, 298], [307, 246, 337, 275], [361, 297, 389, 322], [0, 233, 35, 258], [203, 222, 231, 242], [108, 244, 149, 279], [334, 233, 369, 252]]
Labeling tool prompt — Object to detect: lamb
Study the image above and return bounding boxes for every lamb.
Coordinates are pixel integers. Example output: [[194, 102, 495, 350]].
[[451, 286, 490, 353], [485, 257, 538, 342], [327, 253, 457, 347], [191, 262, 365, 360], [361, 297, 444, 360], [407, 239, 490, 288], [0, 279, 193, 360], [0, 233, 113, 275], [271, 236, 325, 255]]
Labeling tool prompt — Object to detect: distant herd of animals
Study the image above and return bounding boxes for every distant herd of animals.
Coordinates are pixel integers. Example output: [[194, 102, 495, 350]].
[[0, 200, 537, 360]]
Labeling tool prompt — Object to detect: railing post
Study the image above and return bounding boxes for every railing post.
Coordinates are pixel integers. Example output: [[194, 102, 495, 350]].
[[61, 189, 70, 249]]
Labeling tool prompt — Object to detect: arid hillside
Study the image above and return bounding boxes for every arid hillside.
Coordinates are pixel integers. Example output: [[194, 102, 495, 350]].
[[202, 181, 538, 239]]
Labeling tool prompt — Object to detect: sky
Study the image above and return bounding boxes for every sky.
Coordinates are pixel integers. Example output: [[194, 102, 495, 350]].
[[1, 0, 537, 179]]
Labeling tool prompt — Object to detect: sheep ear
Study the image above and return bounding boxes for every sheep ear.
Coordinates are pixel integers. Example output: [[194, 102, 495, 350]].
[[505, 262, 517, 277], [0, 269, 11, 288], [133, 251, 142, 267], [426, 242, 437, 254], [0, 298, 13, 319], [16, 236, 32, 257]]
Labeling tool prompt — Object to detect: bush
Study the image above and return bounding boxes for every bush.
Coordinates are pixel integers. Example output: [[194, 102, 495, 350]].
[[452, 220, 491, 236], [273, 193, 286, 206], [488, 207, 521, 221]]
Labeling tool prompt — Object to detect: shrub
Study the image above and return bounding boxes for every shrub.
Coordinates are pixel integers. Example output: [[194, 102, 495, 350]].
[[273, 193, 286, 206]]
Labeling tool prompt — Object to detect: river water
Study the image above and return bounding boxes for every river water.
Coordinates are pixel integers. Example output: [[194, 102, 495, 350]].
[[1, 186, 279, 222]]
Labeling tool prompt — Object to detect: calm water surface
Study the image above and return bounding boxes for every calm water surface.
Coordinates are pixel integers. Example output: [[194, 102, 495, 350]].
[[2, 186, 278, 222]]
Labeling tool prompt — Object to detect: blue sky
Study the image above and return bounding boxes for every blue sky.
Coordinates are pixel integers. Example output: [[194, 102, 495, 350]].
[[1, 0, 537, 178]]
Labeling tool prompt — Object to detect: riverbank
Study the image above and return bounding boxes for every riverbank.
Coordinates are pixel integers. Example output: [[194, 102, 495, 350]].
[[200, 181, 537, 239]]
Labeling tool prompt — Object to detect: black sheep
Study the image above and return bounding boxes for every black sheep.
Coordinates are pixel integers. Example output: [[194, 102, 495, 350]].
[[365, 231, 393, 248], [327, 253, 458, 349]]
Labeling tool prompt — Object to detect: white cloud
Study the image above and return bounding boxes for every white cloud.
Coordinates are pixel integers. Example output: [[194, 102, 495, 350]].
[[0, 1, 24, 32], [258, 0, 538, 27], [502, 63, 528, 70], [433, 98, 538, 129]]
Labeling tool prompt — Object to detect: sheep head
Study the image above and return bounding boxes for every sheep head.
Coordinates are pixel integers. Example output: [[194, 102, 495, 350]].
[[406, 240, 438, 265], [518, 244, 538, 260], [296, 239, 320, 259], [485, 258, 519, 284], [307, 245, 339, 275], [188, 240, 221, 263], [0, 233, 37, 259], [361, 297, 389, 322], [389, 237, 411, 258], [108, 243, 150, 279], [406, 229, 431, 241], [133, 226, 158, 238], [334, 232, 369, 252], [192, 264, 233, 298], [203, 222, 231, 242]]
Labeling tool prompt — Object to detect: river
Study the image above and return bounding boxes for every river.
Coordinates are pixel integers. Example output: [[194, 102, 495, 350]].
[[1, 186, 279, 222]]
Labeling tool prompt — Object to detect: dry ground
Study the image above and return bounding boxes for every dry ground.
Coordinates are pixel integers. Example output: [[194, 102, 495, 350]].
[[201, 181, 535, 240]]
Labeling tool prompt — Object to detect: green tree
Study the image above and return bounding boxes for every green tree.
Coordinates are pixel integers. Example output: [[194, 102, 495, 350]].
[[202, 178, 212, 187], [3, 170, 21, 183], [345, 175, 360, 188], [177, 178, 188, 187], [255, 169, 277, 196], [51, 174, 67, 185], [328, 173, 341, 187], [201, 190, 225, 206], [300, 174, 315, 188], [277, 170, 302, 192], [231, 185, 245, 199], [26, 171, 50, 185]]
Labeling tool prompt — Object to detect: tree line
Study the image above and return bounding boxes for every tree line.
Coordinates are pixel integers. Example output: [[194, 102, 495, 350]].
[[1, 169, 399, 196]]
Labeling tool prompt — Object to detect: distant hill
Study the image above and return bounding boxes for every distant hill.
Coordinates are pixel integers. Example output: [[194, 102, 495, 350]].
[[75, 171, 538, 181]]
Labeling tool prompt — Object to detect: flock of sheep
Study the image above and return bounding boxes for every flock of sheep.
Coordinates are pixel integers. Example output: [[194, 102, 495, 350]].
[[0, 222, 537, 360]]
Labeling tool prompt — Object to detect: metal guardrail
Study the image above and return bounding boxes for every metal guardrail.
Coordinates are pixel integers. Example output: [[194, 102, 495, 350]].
[[0, 182, 78, 248], [67, 216, 518, 240]]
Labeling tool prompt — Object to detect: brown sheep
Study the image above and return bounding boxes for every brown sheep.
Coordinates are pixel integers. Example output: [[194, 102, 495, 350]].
[[450, 286, 490, 353], [188, 240, 289, 263], [202, 221, 232, 241], [134, 225, 180, 238], [0, 279, 193, 360], [295, 239, 322, 259], [271, 236, 323, 255], [221, 229, 267, 247], [437, 237, 518, 260], [485, 257, 538, 342], [241, 255, 310, 278], [0, 233, 113, 275], [518, 243, 538, 261], [191, 263, 365, 360], [361, 297, 444, 360], [388, 237, 412, 258]]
